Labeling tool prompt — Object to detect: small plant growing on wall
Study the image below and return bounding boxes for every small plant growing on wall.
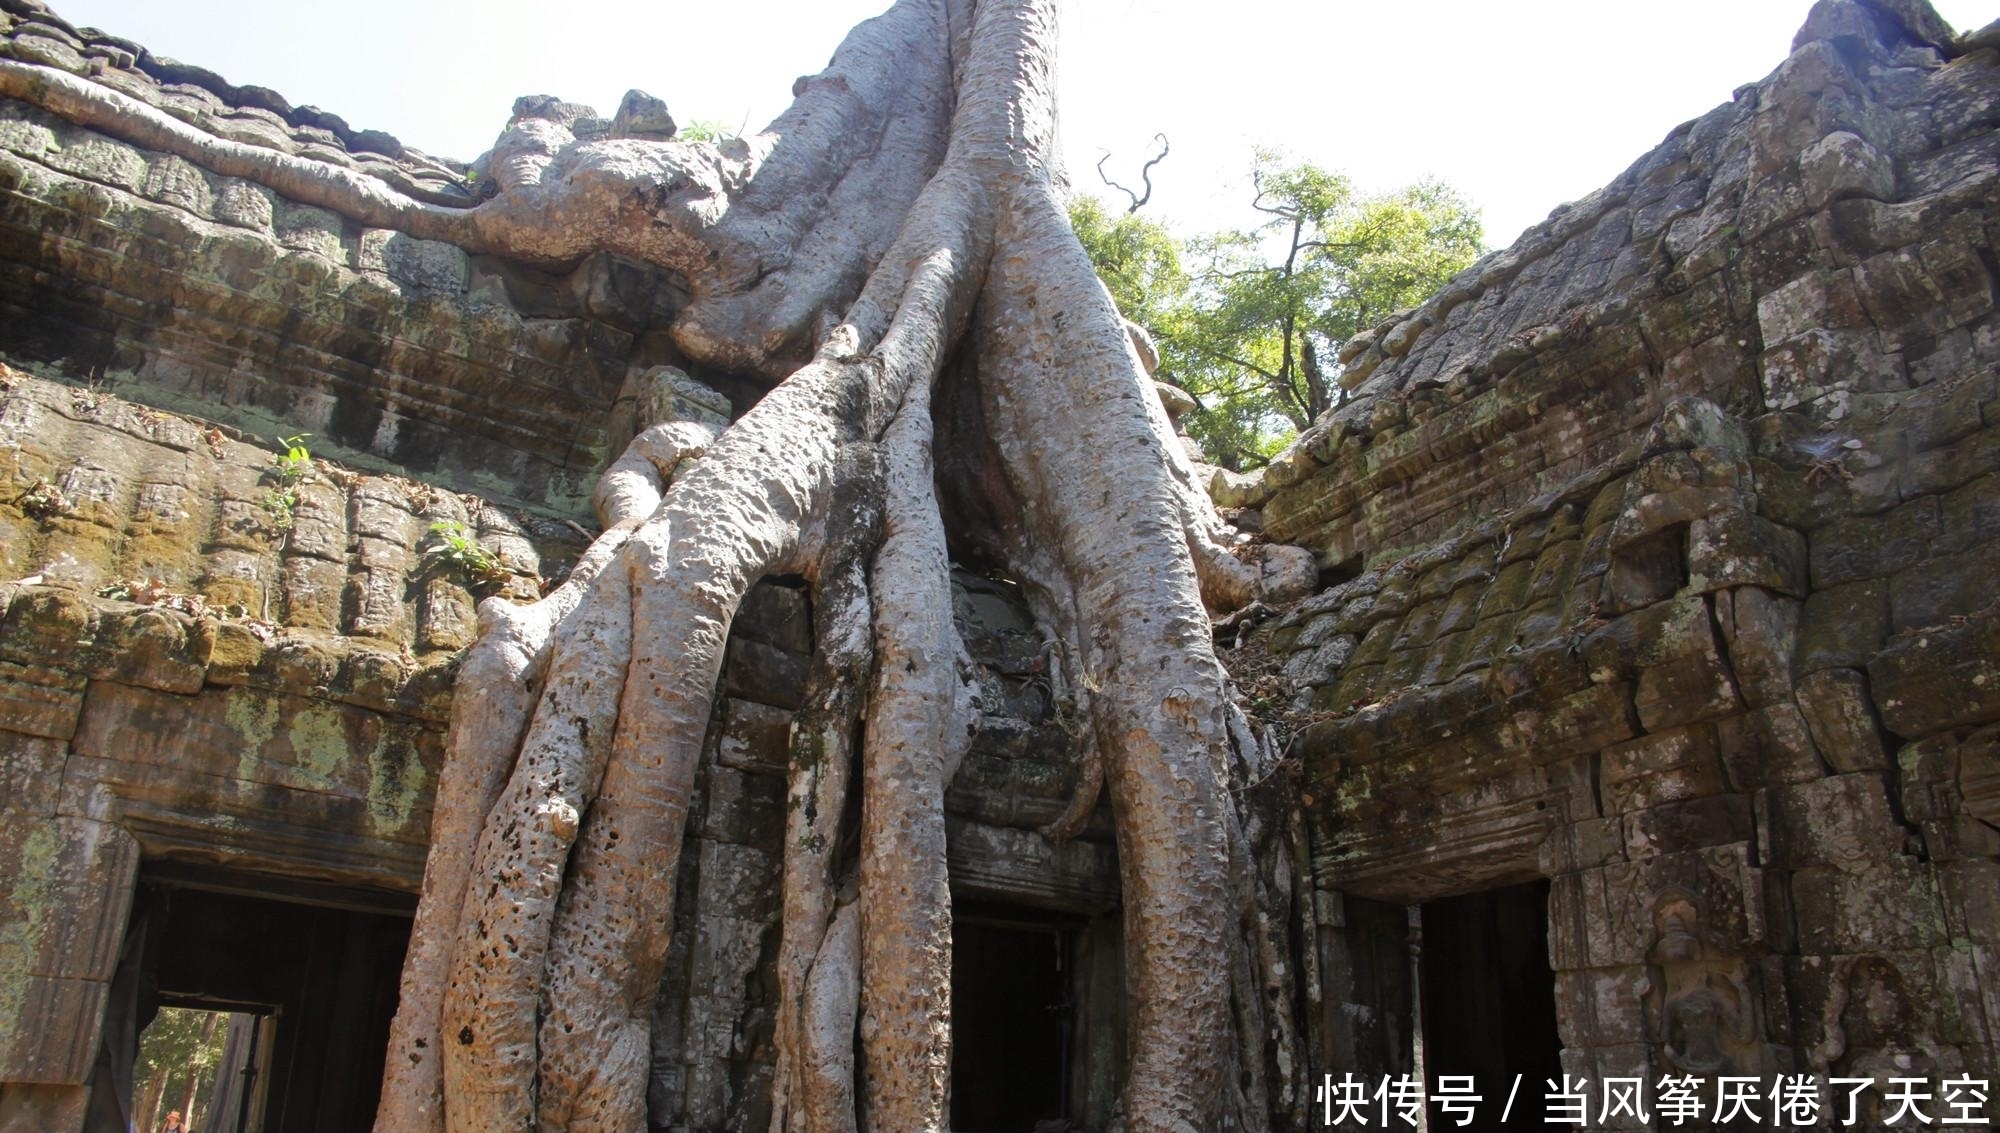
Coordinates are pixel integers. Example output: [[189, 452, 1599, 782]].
[[260, 434, 313, 533], [17, 476, 69, 520], [422, 519, 509, 589]]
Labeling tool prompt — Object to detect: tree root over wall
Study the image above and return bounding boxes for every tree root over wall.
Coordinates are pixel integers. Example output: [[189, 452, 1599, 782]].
[[1, 1, 1324, 1129]]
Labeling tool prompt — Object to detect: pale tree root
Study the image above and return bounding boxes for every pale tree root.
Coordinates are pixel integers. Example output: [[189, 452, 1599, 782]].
[[857, 375, 975, 1132], [950, 172, 1290, 1131], [0, 1, 1317, 1129], [376, 414, 714, 1133], [769, 446, 881, 1133]]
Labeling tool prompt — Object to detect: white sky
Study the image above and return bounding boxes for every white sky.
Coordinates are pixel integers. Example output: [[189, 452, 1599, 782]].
[[47, 0, 1999, 249]]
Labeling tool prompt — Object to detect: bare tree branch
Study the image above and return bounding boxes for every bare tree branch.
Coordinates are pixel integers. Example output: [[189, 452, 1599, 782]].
[[1097, 132, 1170, 213]]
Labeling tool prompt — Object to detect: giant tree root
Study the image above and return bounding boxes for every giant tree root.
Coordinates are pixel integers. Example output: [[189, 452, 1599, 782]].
[[0, 2, 1320, 1130]]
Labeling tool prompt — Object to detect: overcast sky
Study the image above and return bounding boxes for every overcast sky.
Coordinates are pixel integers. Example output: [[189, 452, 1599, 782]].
[[48, 0, 1999, 249]]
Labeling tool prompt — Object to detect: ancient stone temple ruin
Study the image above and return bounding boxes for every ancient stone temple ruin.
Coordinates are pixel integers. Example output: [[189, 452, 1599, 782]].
[[1, 0, 1997, 1130]]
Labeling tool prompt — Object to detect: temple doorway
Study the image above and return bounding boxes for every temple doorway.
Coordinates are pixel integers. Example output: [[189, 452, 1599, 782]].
[[134, 868, 413, 1133], [1418, 879, 1563, 1131], [948, 914, 1072, 1133]]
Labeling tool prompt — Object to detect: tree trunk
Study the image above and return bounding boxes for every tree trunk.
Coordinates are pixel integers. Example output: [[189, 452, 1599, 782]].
[[138, 1066, 165, 1133], [179, 1014, 216, 1131], [0, 2, 1317, 1130]]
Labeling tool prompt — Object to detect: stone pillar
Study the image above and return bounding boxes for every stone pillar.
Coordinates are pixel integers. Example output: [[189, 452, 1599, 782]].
[[0, 810, 139, 1132]]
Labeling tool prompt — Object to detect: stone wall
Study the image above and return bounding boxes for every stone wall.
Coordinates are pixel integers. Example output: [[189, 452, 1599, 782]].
[[1258, 0, 2000, 1114], [0, 1, 736, 516]]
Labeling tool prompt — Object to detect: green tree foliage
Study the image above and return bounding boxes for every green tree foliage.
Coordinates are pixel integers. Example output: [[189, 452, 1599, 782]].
[[677, 119, 741, 143], [1071, 152, 1484, 470], [135, 1007, 230, 1131]]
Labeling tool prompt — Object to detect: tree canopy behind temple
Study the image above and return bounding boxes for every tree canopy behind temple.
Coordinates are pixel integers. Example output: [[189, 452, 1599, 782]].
[[1073, 153, 1484, 470]]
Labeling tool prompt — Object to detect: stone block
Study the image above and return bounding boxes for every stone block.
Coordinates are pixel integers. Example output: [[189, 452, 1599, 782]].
[[41, 134, 147, 192], [0, 816, 137, 1083], [1713, 587, 1801, 708], [1760, 328, 1905, 412], [1758, 773, 1906, 869], [1481, 557, 1536, 616], [1346, 616, 1401, 672], [1900, 728, 2000, 863], [282, 554, 349, 632], [693, 838, 777, 924], [723, 638, 811, 711], [1432, 580, 1485, 638], [1515, 681, 1638, 764], [1868, 606, 2000, 738], [0, 588, 97, 670], [1526, 538, 1584, 606], [698, 765, 784, 848], [1809, 495, 1939, 588], [1282, 631, 1358, 686], [1789, 859, 1942, 954], [0, 732, 65, 818], [1562, 966, 1654, 1049], [1757, 269, 1870, 347], [1293, 612, 1346, 651], [1388, 598, 1444, 654], [1795, 578, 1887, 672], [283, 481, 348, 562], [1854, 244, 1953, 353], [1917, 226, 1997, 332], [349, 481, 421, 546], [1800, 130, 1895, 209], [1312, 662, 1381, 713], [0, 976, 108, 1086], [198, 621, 268, 687], [347, 564, 413, 643], [1458, 611, 1522, 675], [69, 681, 441, 848], [1889, 541, 1999, 631], [1635, 634, 1742, 736], [1718, 703, 1827, 788], [1600, 725, 1727, 815], [1936, 857, 2000, 945], [1936, 471, 2000, 555], [1688, 512, 1806, 597], [1415, 631, 1476, 686], [1904, 427, 2000, 499], [714, 698, 791, 776], [0, 661, 84, 741], [1544, 817, 1626, 875], [735, 582, 811, 654], [84, 607, 206, 694], [1582, 594, 1705, 678], [1796, 668, 1889, 772], [1623, 795, 1754, 859], [416, 576, 477, 652]]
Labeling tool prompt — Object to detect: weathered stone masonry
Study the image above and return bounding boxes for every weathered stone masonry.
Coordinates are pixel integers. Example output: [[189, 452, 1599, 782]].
[[1226, 0, 2000, 1118], [0, 0, 1996, 1130]]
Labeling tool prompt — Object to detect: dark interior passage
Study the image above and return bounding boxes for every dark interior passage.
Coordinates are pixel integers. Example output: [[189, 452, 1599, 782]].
[[1419, 880, 1562, 1131], [134, 869, 414, 1133], [949, 918, 1070, 1133]]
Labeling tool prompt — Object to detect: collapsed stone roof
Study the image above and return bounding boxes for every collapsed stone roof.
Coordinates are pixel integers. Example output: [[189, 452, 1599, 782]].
[[0, 0, 474, 203]]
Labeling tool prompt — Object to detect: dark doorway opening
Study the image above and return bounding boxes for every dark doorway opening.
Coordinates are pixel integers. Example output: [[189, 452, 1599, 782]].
[[1419, 879, 1562, 1131], [949, 915, 1071, 1133], [134, 867, 414, 1133]]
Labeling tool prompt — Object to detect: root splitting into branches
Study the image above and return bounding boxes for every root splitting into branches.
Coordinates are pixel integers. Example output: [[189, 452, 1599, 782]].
[[1, 1, 1324, 1129]]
